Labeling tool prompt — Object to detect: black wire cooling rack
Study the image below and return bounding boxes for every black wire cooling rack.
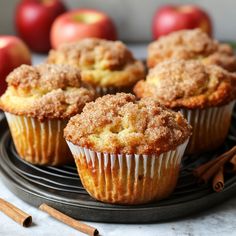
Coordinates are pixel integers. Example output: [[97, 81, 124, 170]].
[[0, 112, 235, 223]]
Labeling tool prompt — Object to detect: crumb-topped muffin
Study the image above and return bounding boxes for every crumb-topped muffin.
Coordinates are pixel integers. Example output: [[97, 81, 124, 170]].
[[0, 64, 94, 165], [65, 93, 190, 154], [47, 38, 145, 95], [65, 93, 191, 204], [147, 29, 236, 72], [134, 60, 236, 154]]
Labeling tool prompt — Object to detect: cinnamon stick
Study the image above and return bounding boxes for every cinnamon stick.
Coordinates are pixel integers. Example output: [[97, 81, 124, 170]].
[[213, 167, 224, 192], [200, 155, 231, 183], [193, 146, 236, 180], [193, 155, 221, 177], [0, 198, 32, 227], [225, 154, 236, 173], [39, 204, 99, 236]]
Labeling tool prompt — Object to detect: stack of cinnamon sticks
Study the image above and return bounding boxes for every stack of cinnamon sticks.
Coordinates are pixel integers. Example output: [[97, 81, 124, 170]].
[[193, 146, 236, 192]]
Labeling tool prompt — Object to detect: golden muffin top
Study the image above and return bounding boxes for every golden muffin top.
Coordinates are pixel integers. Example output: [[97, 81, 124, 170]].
[[147, 29, 236, 72], [47, 38, 145, 87], [0, 64, 95, 121], [134, 60, 236, 109], [64, 93, 191, 155]]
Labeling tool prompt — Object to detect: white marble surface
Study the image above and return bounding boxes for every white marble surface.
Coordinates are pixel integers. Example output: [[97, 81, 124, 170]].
[[1, 47, 236, 236], [0, 178, 236, 236]]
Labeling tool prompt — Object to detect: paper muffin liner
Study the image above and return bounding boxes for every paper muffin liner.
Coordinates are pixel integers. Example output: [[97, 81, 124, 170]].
[[180, 101, 235, 154], [5, 112, 73, 166], [95, 86, 133, 97], [66, 140, 188, 205]]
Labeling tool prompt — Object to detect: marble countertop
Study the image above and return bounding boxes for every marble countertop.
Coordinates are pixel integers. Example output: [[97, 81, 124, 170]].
[[1, 46, 236, 236], [1, 179, 236, 236]]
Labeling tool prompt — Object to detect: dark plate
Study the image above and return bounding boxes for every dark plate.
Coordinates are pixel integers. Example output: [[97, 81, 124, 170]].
[[0, 112, 236, 223]]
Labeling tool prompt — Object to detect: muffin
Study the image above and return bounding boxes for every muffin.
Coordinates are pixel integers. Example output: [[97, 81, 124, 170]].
[[47, 38, 145, 96], [64, 93, 191, 205], [134, 60, 236, 154], [147, 29, 236, 72], [0, 64, 94, 165]]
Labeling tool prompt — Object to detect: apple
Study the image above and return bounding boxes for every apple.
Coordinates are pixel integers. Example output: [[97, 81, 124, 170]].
[[15, 0, 67, 53], [0, 36, 31, 95], [152, 5, 212, 39], [50, 9, 117, 49]]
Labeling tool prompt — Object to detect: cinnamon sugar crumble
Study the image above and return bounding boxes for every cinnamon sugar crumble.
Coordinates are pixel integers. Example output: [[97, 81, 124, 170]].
[[134, 60, 236, 109], [0, 64, 95, 120], [47, 38, 135, 70], [46, 38, 146, 87], [148, 29, 236, 72], [64, 93, 191, 154], [7, 64, 81, 91]]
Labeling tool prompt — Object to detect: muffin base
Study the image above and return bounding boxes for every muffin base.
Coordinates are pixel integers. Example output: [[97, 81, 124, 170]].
[[66, 140, 188, 205], [5, 112, 73, 166], [180, 101, 235, 154]]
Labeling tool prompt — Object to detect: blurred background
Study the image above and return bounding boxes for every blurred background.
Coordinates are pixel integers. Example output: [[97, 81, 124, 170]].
[[0, 0, 235, 42]]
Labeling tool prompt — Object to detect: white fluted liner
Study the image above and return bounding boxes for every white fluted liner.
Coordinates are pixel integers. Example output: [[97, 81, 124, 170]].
[[5, 112, 72, 165], [66, 140, 188, 204], [180, 101, 235, 154]]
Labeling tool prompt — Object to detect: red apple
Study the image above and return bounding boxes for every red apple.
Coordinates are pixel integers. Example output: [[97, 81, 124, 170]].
[[15, 0, 67, 53], [0, 36, 31, 95], [50, 9, 117, 49], [152, 5, 212, 39]]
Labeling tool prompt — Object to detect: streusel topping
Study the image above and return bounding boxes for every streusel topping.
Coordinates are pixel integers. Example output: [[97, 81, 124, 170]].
[[64, 93, 191, 154], [147, 29, 236, 72], [47, 38, 134, 70], [134, 60, 236, 109], [0, 64, 94, 120], [47, 38, 146, 87], [7, 64, 82, 92]]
